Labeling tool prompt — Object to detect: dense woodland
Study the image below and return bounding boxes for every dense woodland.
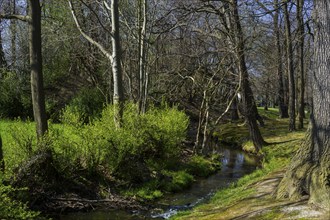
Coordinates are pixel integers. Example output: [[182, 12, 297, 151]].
[[0, 0, 329, 219]]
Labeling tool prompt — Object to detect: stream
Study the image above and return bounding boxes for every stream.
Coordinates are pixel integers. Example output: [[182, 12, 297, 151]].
[[60, 144, 259, 220]]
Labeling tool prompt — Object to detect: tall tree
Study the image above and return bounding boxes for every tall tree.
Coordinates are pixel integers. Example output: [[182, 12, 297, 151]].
[[29, 0, 48, 137], [297, 0, 305, 129], [10, 0, 17, 69], [110, 0, 124, 127], [0, 20, 7, 69], [0, 0, 48, 138], [138, 0, 148, 114], [69, 0, 124, 127], [283, 0, 296, 131], [274, 0, 289, 118], [277, 0, 330, 210], [230, 0, 266, 152]]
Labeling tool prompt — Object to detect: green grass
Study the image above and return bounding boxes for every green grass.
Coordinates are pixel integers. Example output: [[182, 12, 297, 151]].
[[215, 108, 308, 152], [186, 155, 221, 178], [161, 170, 194, 192], [258, 107, 281, 120], [172, 108, 308, 219]]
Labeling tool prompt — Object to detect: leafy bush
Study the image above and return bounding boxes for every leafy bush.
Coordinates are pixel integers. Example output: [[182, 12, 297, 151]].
[[66, 87, 105, 123], [0, 179, 40, 219], [136, 189, 163, 201], [2, 102, 189, 193], [161, 170, 194, 192], [0, 120, 37, 174], [55, 102, 189, 182], [95, 103, 189, 182], [124, 181, 164, 201], [0, 72, 32, 119], [187, 155, 221, 177]]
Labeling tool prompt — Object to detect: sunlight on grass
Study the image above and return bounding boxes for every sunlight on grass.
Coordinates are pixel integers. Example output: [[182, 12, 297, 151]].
[[173, 108, 308, 220]]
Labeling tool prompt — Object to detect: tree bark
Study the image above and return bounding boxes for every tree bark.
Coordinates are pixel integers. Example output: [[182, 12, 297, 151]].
[[138, 0, 147, 114], [277, 0, 330, 210], [10, 0, 17, 70], [29, 0, 48, 138], [274, 0, 288, 118], [230, 0, 265, 152], [0, 21, 7, 69], [283, 0, 296, 131], [111, 0, 124, 128], [222, 4, 239, 122], [0, 1, 47, 138], [297, 0, 305, 129], [230, 97, 239, 121], [194, 96, 204, 153]]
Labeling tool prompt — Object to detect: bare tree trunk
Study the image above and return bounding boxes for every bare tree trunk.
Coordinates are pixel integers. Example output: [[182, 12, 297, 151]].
[[0, 1, 48, 138], [283, 0, 296, 131], [201, 98, 210, 153], [264, 77, 270, 111], [111, 0, 124, 127], [230, 0, 265, 152], [230, 97, 239, 121], [10, 0, 16, 69], [222, 5, 239, 122], [194, 91, 206, 153], [297, 0, 305, 129], [0, 22, 7, 69], [138, 0, 147, 114], [274, 0, 288, 118], [277, 0, 330, 210], [29, 0, 48, 138], [143, 66, 149, 112]]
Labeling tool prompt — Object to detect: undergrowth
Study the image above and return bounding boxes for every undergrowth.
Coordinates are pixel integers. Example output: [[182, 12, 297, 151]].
[[0, 102, 221, 216], [0, 176, 40, 219]]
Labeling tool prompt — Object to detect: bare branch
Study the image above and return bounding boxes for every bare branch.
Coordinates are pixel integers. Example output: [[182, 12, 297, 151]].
[[0, 14, 30, 22], [214, 71, 241, 126], [255, 0, 274, 18], [79, 0, 112, 34], [68, 0, 112, 60]]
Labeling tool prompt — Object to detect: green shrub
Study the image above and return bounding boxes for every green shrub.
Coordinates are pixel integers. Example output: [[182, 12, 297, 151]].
[[122, 177, 164, 201], [90, 103, 189, 182], [161, 170, 194, 192], [55, 102, 189, 182], [0, 120, 37, 174], [60, 104, 85, 127], [0, 178, 40, 219], [137, 189, 163, 201], [187, 155, 221, 177], [67, 87, 105, 123], [2, 102, 189, 184], [0, 72, 32, 119]]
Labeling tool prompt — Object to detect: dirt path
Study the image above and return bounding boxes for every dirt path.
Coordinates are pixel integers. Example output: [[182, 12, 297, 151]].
[[179, 171, 329, 220]]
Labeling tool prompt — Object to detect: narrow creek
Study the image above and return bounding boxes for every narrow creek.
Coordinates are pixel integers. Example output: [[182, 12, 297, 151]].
[[60, 144, 259, 220]]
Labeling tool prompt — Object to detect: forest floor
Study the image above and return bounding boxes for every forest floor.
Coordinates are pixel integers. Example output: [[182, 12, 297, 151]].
[[173, 108, 330, 220]]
